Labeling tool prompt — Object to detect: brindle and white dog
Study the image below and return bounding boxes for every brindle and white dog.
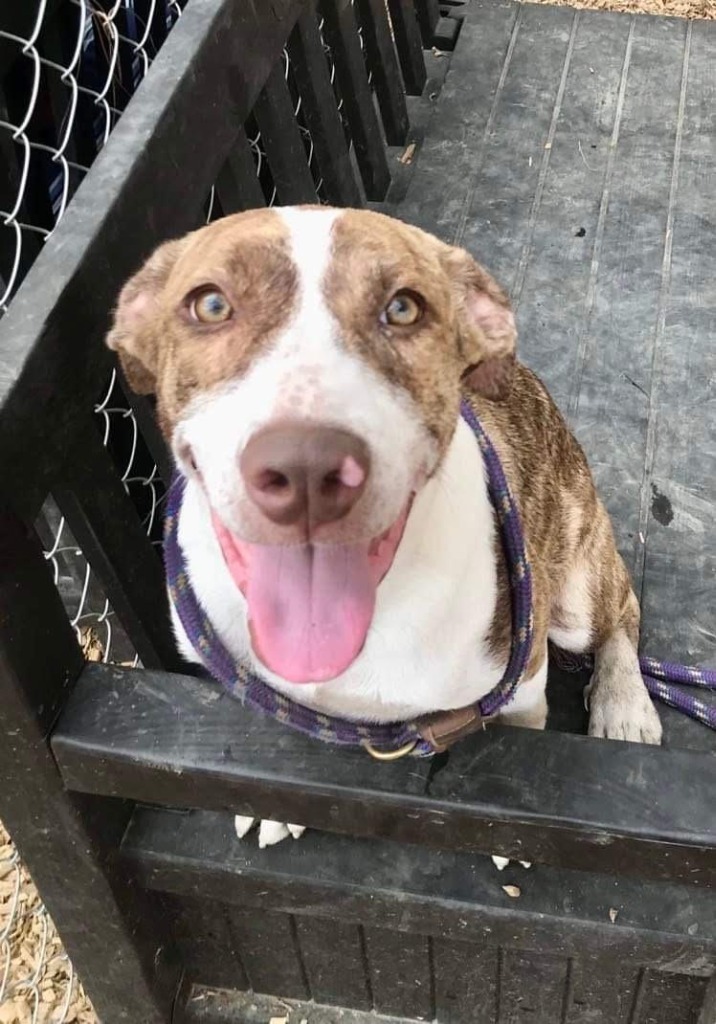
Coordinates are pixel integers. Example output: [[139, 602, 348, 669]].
[[107, 206, 662, 847]]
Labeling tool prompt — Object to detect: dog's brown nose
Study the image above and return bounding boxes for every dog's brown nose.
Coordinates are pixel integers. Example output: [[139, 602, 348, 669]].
[[240, 423, 370, 529]]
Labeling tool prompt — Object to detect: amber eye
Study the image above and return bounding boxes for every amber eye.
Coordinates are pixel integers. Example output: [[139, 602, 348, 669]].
[[383, 291, 423, 327], [189, 289, 232, 324]]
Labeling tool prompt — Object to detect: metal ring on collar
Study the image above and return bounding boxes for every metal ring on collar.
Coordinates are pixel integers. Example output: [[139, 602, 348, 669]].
[[362, 739, 418, 761]]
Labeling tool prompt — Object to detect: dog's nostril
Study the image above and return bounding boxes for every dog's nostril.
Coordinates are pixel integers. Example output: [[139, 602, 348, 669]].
[[321, 469, 342, 493], [258, 469, 290, 492]]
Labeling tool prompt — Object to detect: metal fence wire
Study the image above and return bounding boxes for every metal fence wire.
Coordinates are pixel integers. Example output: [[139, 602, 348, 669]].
[[0, 1, 373, 1020]]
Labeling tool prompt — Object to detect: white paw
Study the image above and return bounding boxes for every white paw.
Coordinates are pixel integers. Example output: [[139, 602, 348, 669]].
[[588, 681, 663, 745], [234, 815, 306, 846]]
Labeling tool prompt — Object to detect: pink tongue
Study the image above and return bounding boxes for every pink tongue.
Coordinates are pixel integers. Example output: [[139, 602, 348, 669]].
[[243, 543, 376, 683]]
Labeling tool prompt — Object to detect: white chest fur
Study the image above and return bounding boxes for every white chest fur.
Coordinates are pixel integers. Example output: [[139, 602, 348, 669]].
[[171, 417, 506, 722]]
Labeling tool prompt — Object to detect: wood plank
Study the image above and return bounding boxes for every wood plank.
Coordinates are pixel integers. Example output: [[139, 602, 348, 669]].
[[386, 0, 427, 97], [395, 0, 520, 239], [215, 126, 267, 213], [294, 919, 372, 1009], [228, 909, 309, 999], [433, 937, 497, 1023], [636, 970, 709, 1024], [355, 0, 410, 146], [53, 664, 716, 885], [566, 957, 638, 1023], [253, 59, 317, 205], [364, 927, 433, 1019], [122, 806, 716, 979], [414, 0, 440, 46], [319, 0, 391, 200], [287, 7, 363, 206], [454, 3, 580, 282], [387, 0, 427, 98], [499, 950, 569, 1023], [637, 20, 716, 750], [166, 893, 249, 990], [0, 505, 179, 1022]]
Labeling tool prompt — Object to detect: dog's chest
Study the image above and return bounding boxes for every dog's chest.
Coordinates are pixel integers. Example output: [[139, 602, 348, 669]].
[[173, 420, 506, 722]]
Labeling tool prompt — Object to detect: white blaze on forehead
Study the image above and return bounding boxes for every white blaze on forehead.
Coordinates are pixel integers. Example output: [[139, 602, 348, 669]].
[[173, 205, 438, 543]]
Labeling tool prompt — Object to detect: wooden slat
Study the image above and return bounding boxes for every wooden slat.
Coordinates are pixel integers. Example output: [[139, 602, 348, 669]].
[[215, 126, 267, 213], [122, 806, 716, 978], [228, 909, 309, 999], [386, 0, 427, 96], [166, 894, 249, 991], [499, 950, 569, 1023], [355, 0, 410, 146], [414, 0, 440, 46], [0, 505, 179, 1023], [287, 7, 363, 206], [294, 919, 372, 1009], [54, 420, 180, 670], [252, 59, 318, 205], [318, 0, 391, 199], [364, 928, 433, 1019], [53, 665, 716, 885], [566, 958, 638, 1024], [433, 938, 497, 1023], [636, 970, 710, 1024]]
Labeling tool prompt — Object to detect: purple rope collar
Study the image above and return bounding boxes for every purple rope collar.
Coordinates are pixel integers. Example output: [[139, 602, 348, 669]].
[[164, 402, 716, 752]]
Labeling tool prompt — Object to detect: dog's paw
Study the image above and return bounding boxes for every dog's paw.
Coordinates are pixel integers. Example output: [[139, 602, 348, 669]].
[[234, 815, 306, 847], [587, 678, 663, 745]]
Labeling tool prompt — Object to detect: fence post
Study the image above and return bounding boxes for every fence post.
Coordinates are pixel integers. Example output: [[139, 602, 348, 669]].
[[0, 502, 180, 1023]]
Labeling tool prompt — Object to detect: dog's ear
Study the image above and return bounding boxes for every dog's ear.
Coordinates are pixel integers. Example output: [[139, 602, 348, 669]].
[[441, 246, 516, 400], [106, 236, 191, 395]]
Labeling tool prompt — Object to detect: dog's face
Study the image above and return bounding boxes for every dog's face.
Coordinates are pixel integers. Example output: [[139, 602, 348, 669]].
[[108, 207, 516, 684]]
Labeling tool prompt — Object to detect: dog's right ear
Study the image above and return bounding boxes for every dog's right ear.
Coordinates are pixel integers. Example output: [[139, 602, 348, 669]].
[[106, 236, 190, 395], [439, 245, 517, 401]]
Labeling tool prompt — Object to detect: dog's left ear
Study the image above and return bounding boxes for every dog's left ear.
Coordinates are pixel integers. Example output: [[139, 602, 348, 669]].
[[441, 246, 516, 400]]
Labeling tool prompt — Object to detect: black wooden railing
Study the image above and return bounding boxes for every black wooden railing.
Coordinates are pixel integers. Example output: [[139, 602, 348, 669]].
[[0, 1, 447, 1020]]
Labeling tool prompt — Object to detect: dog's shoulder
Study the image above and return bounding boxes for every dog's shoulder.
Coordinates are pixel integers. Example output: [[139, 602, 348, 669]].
[[464, 362, 591, 495]]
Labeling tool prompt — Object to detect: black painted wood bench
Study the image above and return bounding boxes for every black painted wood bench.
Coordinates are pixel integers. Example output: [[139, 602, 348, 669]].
[[0, 1, 713, 1022]]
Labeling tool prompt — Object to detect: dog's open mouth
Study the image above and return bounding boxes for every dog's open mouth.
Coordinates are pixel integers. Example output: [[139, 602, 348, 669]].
[[212, 504, 412, 683]]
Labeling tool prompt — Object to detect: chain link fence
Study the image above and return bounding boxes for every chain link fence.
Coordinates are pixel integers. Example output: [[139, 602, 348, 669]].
[[0, 1, 372, 1020]]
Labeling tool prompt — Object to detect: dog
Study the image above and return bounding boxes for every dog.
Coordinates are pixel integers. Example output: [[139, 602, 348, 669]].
[[107, 206, 663, 848]]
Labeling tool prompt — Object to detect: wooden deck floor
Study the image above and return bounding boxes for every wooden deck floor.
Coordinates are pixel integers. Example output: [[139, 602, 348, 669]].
[[391, 0, 716, 752]]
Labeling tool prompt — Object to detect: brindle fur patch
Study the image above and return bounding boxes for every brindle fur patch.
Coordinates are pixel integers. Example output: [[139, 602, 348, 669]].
[[107, 209, 298, 436]]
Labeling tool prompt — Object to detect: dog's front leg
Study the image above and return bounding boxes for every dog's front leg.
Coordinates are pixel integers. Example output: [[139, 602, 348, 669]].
[[550, 510, 662, 745], [586, 614, 662, 744]]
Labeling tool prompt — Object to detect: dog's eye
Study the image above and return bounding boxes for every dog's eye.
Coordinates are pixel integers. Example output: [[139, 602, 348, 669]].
[[189, 289, 232, 324], [382, 291, 422, 327]]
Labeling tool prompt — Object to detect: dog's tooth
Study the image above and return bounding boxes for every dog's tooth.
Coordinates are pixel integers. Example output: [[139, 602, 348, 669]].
[[519, 861, 532, 869], [491, 855, 510, 871], [258, 820, 291, 848], [287, 824, 306, 840], [234, 815, 256, 839]]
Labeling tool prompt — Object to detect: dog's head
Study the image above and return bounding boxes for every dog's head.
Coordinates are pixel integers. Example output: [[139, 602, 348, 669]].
[[107, 207, 516, 684]]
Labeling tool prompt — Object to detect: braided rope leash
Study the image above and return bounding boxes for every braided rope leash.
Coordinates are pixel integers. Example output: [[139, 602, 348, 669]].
[[555, 650, 716, 729], [165, 401, 716, 752]]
